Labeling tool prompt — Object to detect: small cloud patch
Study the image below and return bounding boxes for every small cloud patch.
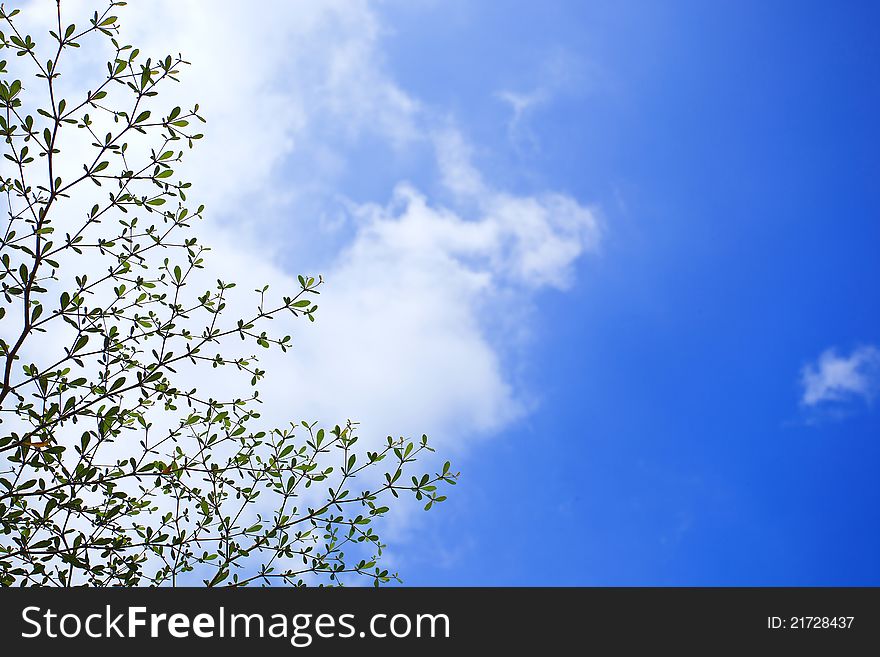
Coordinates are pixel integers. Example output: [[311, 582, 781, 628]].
[[800, 345, 880, 414]]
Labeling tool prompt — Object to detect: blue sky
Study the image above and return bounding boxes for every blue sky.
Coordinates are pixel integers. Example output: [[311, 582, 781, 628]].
[[29, 0, 880, 585], [378, 1, 880, 585]]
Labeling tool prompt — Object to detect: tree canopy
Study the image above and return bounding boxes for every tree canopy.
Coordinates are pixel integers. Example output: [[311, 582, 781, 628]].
[[0, 0, 456, 587]]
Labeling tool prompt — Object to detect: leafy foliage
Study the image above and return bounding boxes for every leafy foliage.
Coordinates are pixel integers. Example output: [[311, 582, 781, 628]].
[[0, 1, 456, 586]]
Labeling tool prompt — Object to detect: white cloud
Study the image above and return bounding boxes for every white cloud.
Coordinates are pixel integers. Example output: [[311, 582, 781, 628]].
[[266, 173, 598, 444], [800, 345, 880, 408], [41, 0, 598, 449]]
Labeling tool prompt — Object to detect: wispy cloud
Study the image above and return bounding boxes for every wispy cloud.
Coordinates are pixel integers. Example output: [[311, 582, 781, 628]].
[[496, 88, 548, 154], [496, 49, 595, 155], [800, 345, 880, 410]]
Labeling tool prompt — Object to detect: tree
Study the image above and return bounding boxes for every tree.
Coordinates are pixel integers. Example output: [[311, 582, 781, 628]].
[[0, 1, 456, 587]]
